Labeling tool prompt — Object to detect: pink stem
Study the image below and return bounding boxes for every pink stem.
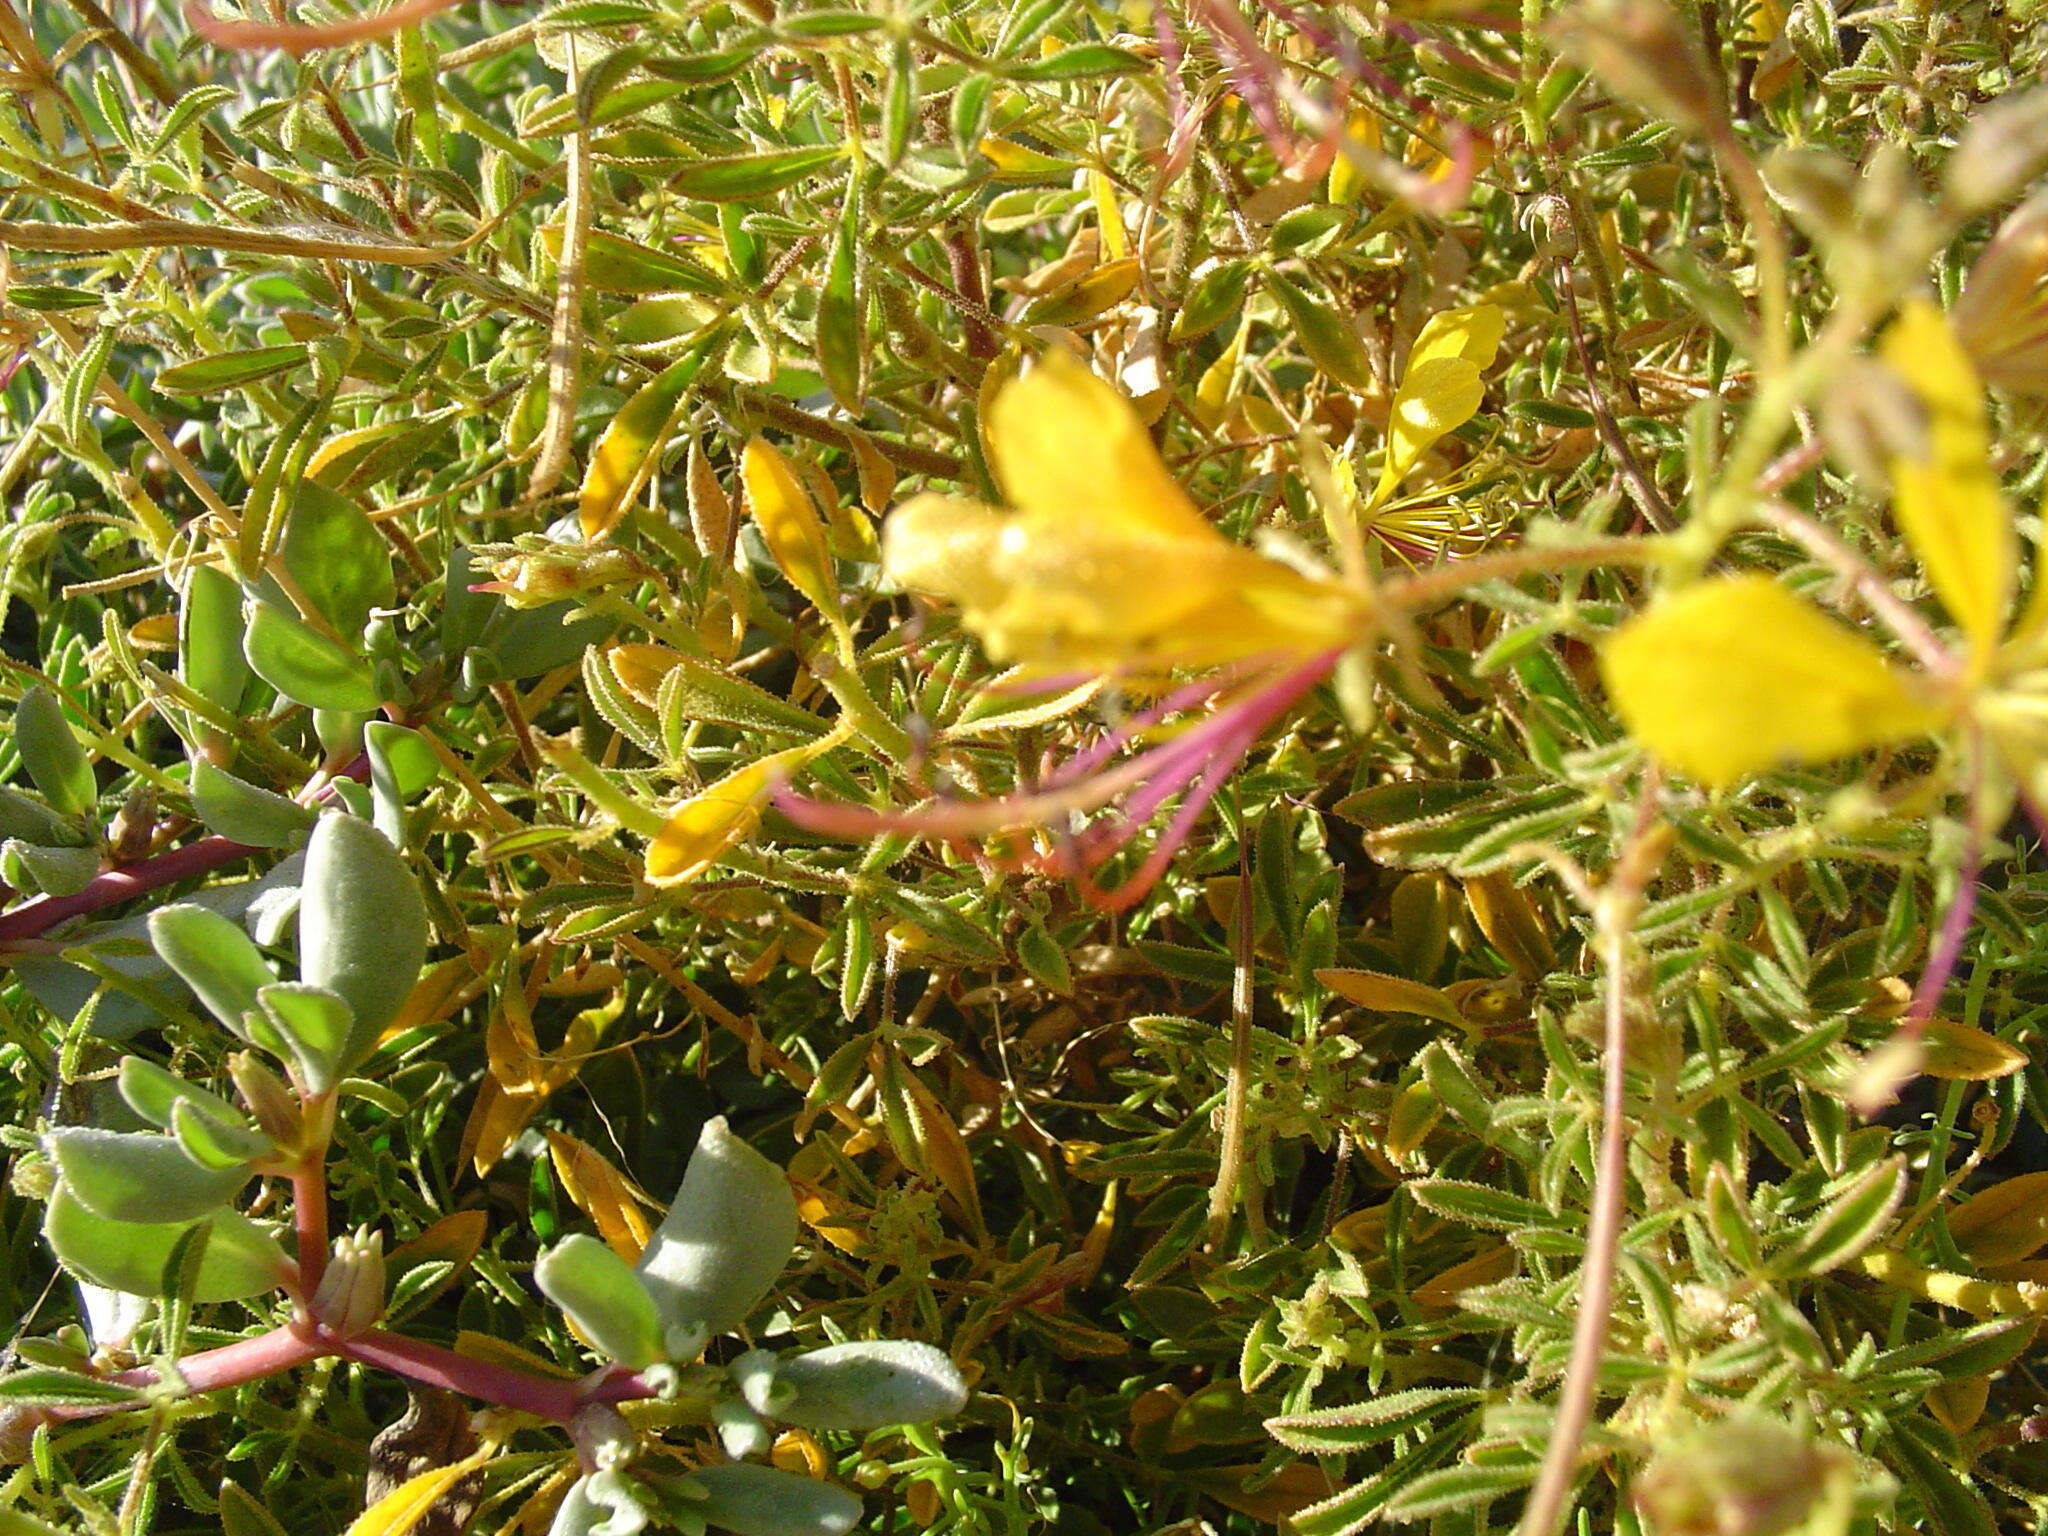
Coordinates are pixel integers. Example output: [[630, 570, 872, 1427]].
[[0, 756, 371, 945], [0, 834, 257, 944], [332, 1329, 591, 1421]]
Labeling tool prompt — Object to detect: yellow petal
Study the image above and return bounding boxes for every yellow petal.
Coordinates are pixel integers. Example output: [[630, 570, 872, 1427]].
[[881, 494, 1008, 611], [742, 437, 837, 612], [1599, 575, 1934, 787], [987, 350, 1216, 544], [1407, 301, 1506, 372], [1882, 298, 2015, 661], [1371, 303, 1503, 506]]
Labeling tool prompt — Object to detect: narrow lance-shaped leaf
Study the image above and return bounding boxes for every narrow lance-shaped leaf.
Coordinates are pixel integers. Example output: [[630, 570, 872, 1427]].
[[1770, 1155, 1905, 1277], [579, 344, 714, 540]]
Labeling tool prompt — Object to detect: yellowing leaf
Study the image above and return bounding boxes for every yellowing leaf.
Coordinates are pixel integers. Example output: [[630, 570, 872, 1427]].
[[1949, 1170, 2048, 1267], [545, 1129, 656, 1263], [578, 352, 705, 540], [609, 642, 686, 705], [1599, 575, 1935, 787], [1316, 968, 1465, 1027], [1882, 299, 2015, 662], [342, 1448, 494, 1536], [645, 726, 850, 886], [1372, 303, 1504, 507], [1919, 1018, 2028, 1080], [742, 437, 837, 612]]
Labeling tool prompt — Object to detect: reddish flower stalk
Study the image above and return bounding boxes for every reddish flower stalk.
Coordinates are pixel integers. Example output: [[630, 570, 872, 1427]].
[[781, 653, 1339, 912]]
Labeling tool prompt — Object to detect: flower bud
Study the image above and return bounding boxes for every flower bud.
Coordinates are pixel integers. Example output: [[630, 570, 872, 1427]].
[[1632, 1413, 1854, 1536], [308, 1228, 385, 1338]]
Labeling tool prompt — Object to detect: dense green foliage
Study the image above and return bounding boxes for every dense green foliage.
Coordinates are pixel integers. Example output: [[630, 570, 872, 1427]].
[[6, 1, 2048, 1533]]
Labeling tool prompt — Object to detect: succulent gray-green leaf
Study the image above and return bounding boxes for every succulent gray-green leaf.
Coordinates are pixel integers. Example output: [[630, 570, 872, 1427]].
[[278, 480, 395, 637], [14, 685, 97, 818], [682, 1463, 861, 1536], [148, 902, 278, 1037], [548, 1470, 652, 1536], [190, 760, 316, 847], [298, 812, 428, 1059], [0, 784, 87, 847], [180, 559, 252, 717], [535, 1234, 665, 1369], [44, 1187, 288, 1303], [255, 981, 357, 1091], [169, 1101, 274, 1171], [743, 1340, 967, 1430], [635, 1117, 798, 1339], [48, 1127, 254, 1222], [3, 839, 100, 896]]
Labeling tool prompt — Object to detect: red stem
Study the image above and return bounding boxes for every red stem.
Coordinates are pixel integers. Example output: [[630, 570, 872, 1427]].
[[292, 1158, 329, 1297], [0, 834, 258, 944]]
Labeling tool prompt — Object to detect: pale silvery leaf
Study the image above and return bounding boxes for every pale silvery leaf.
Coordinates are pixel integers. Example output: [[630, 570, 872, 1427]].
[[684, 1464, 861, 1536], [742, 1340, 968, 1430], [635, 1117, 797, 1338]]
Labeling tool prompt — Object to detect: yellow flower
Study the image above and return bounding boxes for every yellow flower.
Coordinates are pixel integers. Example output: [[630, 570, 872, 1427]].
[[881, 350, 1364, 673]]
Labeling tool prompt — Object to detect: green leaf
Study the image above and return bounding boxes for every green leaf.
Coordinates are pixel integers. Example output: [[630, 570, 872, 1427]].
[[1379, 1463, 1537, 1522], [255, 982, 358, 1092], [44, 1187, 287, 1302], [242, 599, 381, 711], [366, 721, 442, 846], [636, 1116, 797, 1338], [180, 564, 253, 717], [535, 1234, 666, 1368], [1769, 1155, 1905, 1277], [0, 1367, 146, 1409], [1266, 1387, 1484, 1454], [154, 344, 309, 395], [47, 1127, 252, 1223], [2, 840, 99, 896], [1266, 271, 1372, 390], [1171, 259, 1250, 342], [279, 480, 396, 636], [147, 901, 277, 1036], [118, 1057, 249, 1132], [670, 144, 844, 201], [0, 784, 86, 846], [816, 192, 863, 413], [15, 686, 96, 818], [190, 760, 317, 847], [1407, 1180, 1561, 1233], [169, 1099, 273, 1171], [299, 812, 429, 1062]]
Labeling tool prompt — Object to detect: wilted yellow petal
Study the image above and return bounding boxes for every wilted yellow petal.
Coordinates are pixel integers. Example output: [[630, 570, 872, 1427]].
[[742, 437, 837, 611], [1600, 574, 1935, 787], [987, 350, 1215, 543], [1882, 299, 2015, 661]]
